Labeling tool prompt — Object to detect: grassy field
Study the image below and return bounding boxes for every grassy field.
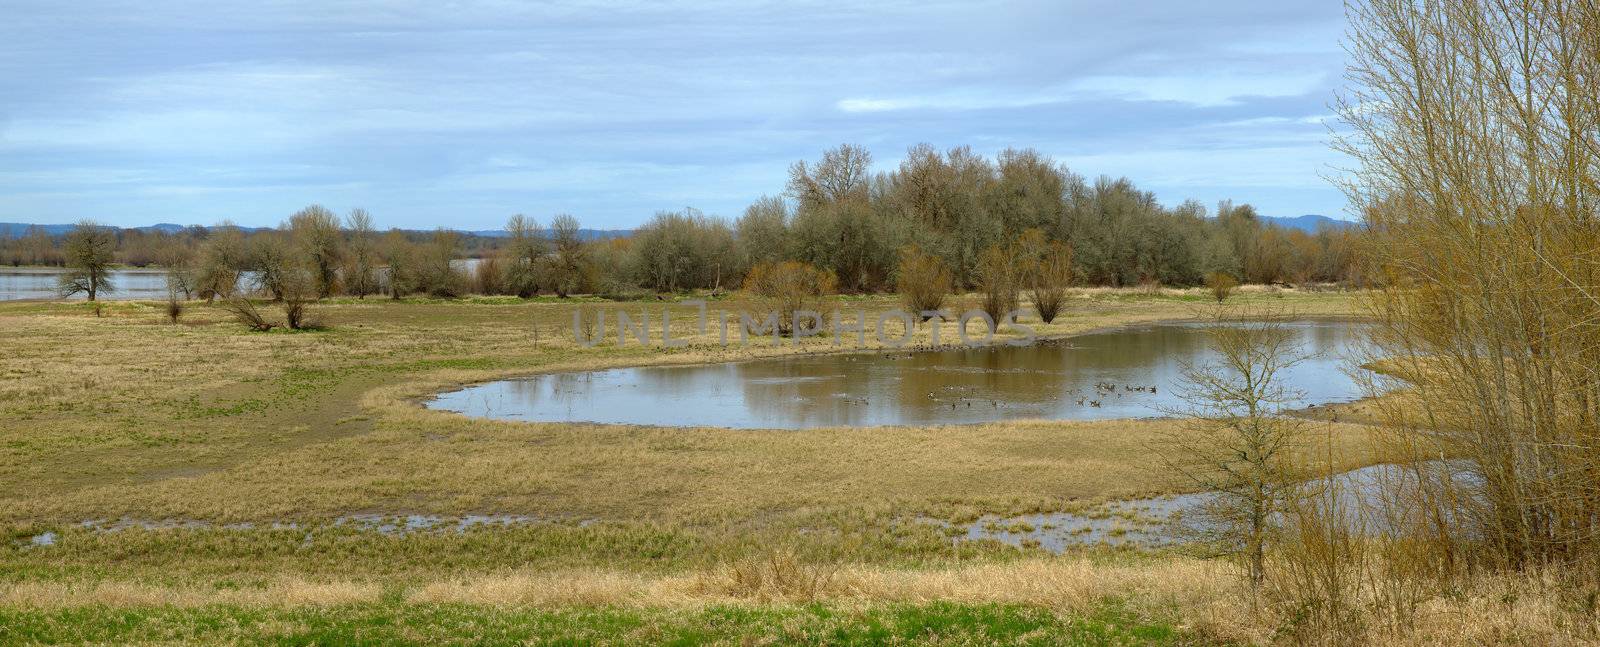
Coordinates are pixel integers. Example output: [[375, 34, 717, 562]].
[[1, 287, 1382, 644]]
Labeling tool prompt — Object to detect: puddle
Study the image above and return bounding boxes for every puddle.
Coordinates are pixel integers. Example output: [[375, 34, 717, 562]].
[[938, 460, 1479, 552]]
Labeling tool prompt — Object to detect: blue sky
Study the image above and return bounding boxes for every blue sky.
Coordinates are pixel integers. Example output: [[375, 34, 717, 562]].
[[0, 1, 1353, 230]]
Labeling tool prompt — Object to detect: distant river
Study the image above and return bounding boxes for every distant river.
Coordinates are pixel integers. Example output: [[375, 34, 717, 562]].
[[0, 267, 173, 301], [0, 259, 488, 301]]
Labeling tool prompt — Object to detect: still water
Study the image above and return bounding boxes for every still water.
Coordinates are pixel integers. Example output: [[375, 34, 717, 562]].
[[0, 259, 486, 301], [429, 319, 1369, 429], [0, 267, 174, 301]]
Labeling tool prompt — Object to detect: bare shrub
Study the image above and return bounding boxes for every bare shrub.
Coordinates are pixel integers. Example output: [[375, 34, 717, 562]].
[[973, 244, 1019, 332], [164, 295, 183, 324], [1205, 271, 1238, 303], [895, 244, 951, 318], [279, 271, 320, 331], [473, 256, 505, 296], [742, 261, 836, 337], [224, 298, 275, 332], [1029, 240, 1073, 324], [574, 305, 600, 343]]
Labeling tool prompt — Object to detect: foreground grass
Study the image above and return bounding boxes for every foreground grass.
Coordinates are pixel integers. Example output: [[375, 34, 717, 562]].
[[0, 601, 1205, 646]]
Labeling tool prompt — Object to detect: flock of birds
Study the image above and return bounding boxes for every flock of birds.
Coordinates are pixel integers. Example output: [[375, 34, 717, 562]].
[[1072, 381, 1157, 408], [886, 380, 1164, 410]]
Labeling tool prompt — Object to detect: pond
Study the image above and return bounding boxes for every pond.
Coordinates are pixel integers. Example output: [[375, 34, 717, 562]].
[[427, 319, 1371, 429]]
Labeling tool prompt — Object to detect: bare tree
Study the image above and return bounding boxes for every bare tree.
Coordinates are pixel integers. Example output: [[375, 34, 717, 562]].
[[743, 261, 837, 337], [58, 220, 115, 301], [1339, 0, 1600, 572], [158, 241, 197, 301], [246, 233, 293, 301], [343, 208, 379, 299], [289, 204, 343, 298], [1159, 310, 1310, 600], [504, 214, 544, 298], [196, 222, 246, 301], [547, 214, 586, 297], [786, 144, 871, 207], [380, 230, 414, 299]]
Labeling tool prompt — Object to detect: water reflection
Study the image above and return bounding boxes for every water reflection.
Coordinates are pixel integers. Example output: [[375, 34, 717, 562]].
[[430, 319, 1370, 429]]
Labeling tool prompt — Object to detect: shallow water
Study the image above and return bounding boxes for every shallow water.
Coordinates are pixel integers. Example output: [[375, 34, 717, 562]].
[[942, 460, 1481, 551], [429, 319, 1370, 429]]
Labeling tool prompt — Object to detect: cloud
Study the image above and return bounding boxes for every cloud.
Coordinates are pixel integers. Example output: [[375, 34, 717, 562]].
[[0, 0, 1353, 227]]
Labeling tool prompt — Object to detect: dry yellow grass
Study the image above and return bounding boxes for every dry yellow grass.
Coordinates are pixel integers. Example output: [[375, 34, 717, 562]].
[[4, 556, 1592, 646], [0, 289, 1427, 643], [0, 288, 1370, 525]]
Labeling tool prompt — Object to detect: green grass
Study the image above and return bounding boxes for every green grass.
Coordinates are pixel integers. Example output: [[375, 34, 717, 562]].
[[0, 601, 1211, 646]]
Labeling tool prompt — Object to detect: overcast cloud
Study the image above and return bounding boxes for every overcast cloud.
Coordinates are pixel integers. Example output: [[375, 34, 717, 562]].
[[0, 0, 1354, 229]]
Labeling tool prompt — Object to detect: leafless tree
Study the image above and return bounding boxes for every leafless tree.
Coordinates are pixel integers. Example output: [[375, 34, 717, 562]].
[[1159, 309, 1310, 601], [57, 220, 115, 301]]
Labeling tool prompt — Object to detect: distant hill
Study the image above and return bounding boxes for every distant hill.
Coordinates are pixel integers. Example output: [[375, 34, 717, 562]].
[[0, 222, 633, 240], [6, 216, 1339, 239], [1259, 214, 1359, 233]]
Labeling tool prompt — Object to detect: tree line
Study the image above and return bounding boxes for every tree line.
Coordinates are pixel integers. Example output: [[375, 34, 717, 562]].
[[33, 145, 1364, 304]]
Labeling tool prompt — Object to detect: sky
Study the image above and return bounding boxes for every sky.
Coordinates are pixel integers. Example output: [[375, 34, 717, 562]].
[[0, 1, 1355, 230]]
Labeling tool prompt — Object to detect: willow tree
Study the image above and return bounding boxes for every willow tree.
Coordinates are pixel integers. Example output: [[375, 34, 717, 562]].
[[1339, 0, 1600, 569], [289, 204, 343, 298]]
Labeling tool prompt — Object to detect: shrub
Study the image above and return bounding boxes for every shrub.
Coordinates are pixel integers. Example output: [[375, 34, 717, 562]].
[[973, 244, 1019, 332], [895, 245, 952, 319], [280, 271, 321, 330], [224, 298, 275, 332], [1205, 271, 1238, 303], [742, 261, 837, 337], [1028, 240, 1073, 323], [473, 256, 506, 295], [165, 296, 183, 324]]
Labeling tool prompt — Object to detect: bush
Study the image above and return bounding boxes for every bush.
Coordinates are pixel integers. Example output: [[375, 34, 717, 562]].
[[895, 245, 952, 319], [974, 244, 1019, 332], [1027, 240, 1073, 323], [165, 296, 183, 324], [1205, 271, 1238, 303], [473, 256, 506, 295], [224, 298, 275, 332], [742, 261, 837, 337]]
